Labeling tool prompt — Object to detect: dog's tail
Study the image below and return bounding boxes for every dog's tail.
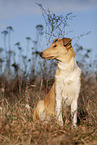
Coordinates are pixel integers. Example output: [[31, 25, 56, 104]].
[[33, 107, 38, 122]]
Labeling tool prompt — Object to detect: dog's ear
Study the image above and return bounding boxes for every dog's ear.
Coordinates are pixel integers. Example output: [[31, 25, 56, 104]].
[[62, 38, 72, 49]]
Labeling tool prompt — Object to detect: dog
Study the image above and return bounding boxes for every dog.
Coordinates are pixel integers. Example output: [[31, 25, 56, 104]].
[[33, 38, 81, 127]]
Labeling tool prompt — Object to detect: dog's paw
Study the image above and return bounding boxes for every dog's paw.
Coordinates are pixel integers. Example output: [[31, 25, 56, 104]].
[[57, 119, 63, 126], [71, 123, 77, 129]]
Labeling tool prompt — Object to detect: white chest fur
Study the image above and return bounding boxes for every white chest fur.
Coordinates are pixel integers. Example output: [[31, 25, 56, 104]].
[[55, 58, 81, 106]]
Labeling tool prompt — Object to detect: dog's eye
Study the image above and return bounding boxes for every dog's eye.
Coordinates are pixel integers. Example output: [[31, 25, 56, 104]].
[[53, 45, 57, 48], [54, 39, 58, 43]]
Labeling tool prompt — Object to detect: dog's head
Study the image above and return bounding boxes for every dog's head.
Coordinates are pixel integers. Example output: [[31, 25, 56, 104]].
[[40, 38, 75, 63]]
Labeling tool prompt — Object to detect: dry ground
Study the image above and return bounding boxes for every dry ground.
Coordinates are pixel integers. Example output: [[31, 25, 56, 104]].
[[0, 74, 97, 145]]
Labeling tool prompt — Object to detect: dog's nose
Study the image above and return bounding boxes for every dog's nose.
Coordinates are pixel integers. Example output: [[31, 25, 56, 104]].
[[40, 52, 43, 57]]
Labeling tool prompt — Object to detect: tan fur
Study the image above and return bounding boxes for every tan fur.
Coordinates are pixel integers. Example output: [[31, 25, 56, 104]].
[[33, 38, 81, 127]]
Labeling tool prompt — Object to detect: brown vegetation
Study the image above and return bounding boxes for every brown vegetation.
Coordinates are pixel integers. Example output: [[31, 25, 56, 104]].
[[0, 74, 97, 145]]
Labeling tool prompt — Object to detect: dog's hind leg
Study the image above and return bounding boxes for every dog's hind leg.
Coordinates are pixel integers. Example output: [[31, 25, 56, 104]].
[[33, 100, 46, 122]]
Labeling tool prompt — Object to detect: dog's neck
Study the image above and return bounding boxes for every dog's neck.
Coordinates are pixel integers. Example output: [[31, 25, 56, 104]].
[[58, 57, 77, 71]]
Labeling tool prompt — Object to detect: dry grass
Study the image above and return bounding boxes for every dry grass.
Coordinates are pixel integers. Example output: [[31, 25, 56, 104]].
[[0, 74, 97, 145]]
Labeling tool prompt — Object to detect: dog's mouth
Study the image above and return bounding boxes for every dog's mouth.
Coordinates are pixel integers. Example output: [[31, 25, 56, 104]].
[[40, 52, 55, 60], [42, 56, 55, 60]]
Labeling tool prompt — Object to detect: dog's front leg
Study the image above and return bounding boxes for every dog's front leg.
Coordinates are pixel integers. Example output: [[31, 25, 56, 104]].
[[56, 98, 63, 126], [56, 85, 63, 126], [71, 99, 78, 128]]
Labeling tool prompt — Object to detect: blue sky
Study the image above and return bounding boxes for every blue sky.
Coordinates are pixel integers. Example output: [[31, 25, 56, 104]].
[[0, 0, 97, 59]]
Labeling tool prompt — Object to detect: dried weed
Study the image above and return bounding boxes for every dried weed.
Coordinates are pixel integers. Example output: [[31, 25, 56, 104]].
[[0, 75, 97, 145]]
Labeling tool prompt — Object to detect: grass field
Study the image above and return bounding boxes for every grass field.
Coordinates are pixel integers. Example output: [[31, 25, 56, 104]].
[[0, 74, 97, 145]]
